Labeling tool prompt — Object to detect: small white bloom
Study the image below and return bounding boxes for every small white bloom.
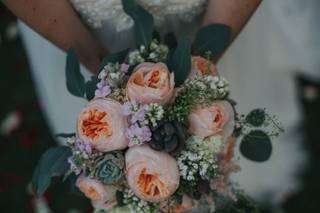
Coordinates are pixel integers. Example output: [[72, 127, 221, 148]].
[[213, 76, 219, 82]]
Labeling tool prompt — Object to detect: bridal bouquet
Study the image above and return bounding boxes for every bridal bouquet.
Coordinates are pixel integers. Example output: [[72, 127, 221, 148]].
[[32, 0, 283, 212]]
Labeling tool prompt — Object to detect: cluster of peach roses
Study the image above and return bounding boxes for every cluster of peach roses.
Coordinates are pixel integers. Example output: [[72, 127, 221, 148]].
[[73, 56, 236, 212]]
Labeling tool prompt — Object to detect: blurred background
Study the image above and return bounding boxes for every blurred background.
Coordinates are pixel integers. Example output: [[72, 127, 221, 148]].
[[0, 2, 319, 213]]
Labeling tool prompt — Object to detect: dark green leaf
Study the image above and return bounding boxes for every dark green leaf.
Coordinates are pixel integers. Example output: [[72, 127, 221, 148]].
[[99, 48, 129, 70], [32, 146, 72, 197], [121, 0, 154, 47], [246, 109, 266, 127], [116, 190, 125, 207], [169, 38, 192, 86], [66, 49, 85, 97], [194, 24, 231, 55], [164, 33, 178, 50], [68, 173, 84, 196], [240, 130, 272, 162], [153, 30, 161, 42], [55, 133, 76, 138], [85, 76, 99, 100]]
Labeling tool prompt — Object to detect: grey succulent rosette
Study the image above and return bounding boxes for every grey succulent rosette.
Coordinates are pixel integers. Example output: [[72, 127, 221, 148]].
[[93, 151, 125, 184]]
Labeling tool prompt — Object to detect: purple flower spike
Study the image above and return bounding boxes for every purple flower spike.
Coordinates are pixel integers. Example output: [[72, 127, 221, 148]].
[[75, 138, 92, 153], [68, 157, 82, 175], [121, 101, 134, 116], [127, 124, 152, 146], [98, 68, 107, 79], [131, 108, 146, 123], [95, 85, 111, 98], [97, 80, 106, 89], [121, 63, 130, 74]]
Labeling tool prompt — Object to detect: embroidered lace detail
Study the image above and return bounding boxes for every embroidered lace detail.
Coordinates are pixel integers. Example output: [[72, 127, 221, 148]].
[[70, 0, 207, 31]]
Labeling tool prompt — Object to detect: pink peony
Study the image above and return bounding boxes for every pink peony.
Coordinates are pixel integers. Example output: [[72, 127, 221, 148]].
[[76, 175, 117, 202], [125, 145, 180, 202], [77, 98, 128, 152], [160, 194, 198, 213], [126, 62, 174, 105], [189, 56, 217, 78], [188, 100, 234, 138]]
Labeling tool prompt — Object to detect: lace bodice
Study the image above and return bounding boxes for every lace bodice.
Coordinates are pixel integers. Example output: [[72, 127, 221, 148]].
[[70, 0, 207, 31]]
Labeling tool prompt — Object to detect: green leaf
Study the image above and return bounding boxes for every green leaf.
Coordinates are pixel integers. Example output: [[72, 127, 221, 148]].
[[32, 146, 72, 197], [194, 24, 231, 55], [169, 38, 192, 87], [153, 30, 161, 42], [99, 48, 129, 70], [164, 33, 178, 50], [66, 49, 86, 97], [121, 0, 154, 47], [55, 133, 76, 138], [116, 190, 125, 207], [240, 130, 272, 162], [246, 109, 266, 127], [85, 76, 99, 100], [68, 173, 84, 196]]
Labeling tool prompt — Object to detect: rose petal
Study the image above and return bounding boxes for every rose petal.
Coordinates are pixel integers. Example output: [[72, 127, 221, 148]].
[[125, 145, 180, 202]]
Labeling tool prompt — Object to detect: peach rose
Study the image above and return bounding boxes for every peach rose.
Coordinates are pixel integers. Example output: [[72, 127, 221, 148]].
[[160, 194, 198, 213], [125, 145, 180, 202], [189, 56, 217, 78], [76, 175, 117, 203], [188, 101, 234, 138], [92, 197, 117, 211], [126, 62, 174, 105], [77, 98, 128, 152]]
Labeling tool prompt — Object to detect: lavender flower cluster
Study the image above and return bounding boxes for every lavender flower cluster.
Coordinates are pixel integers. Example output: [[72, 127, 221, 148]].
[[122, 101, 164, 147], [95, 62, 130, 98], [67, 137, 102, 175]]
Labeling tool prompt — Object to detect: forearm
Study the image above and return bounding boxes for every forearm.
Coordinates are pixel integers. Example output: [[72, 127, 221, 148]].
[[203, 0, 261, 59], [3, 0, 104, 73]]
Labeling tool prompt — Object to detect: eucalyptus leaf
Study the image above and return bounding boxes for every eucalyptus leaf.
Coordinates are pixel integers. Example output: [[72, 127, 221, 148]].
[[194, 24, 231, 55], [121, 0, 154, 47], [85, 76, 99, 100], [164, 32, 177, 50], [32, 146, 72, 197], [116, 190, 125, 207], [246, 109, 266, 127], [66, 49, 86, 97], [55, 133, 76, 138], [68, 173, 84, 196], [153, 30, 161, 42], [240, 130, 272, 162], [99, 48, 129, 70], [169, 38, 192, 87]]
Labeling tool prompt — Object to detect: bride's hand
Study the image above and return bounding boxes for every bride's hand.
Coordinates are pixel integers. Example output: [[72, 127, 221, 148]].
[[2, 0, 105, 74]]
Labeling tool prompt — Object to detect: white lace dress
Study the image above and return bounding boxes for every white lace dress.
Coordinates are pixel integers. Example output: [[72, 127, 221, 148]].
[[18, 0, 314, 204]]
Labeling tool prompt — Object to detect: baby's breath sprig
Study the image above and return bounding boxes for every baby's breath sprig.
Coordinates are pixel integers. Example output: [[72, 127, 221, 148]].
[[128, 39, 169, 65], [122, 188, 159, 213], [143, 103, 164, 127], [177, 136, 223, 184], [166, 76, 229, 121]]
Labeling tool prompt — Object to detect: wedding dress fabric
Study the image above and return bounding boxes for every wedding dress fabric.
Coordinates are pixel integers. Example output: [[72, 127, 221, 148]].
[[18, 0, 315, 204], [70, 0, 207, 52]]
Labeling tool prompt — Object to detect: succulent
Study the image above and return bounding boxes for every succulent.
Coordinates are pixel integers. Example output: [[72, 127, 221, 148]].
[[149, 121, 188, 155], [93, 151, 125, 184]]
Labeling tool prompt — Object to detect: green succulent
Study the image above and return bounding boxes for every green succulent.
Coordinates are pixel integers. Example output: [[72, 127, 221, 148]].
[[93, 151, 125, 184], [149, 121, 188, 155]]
